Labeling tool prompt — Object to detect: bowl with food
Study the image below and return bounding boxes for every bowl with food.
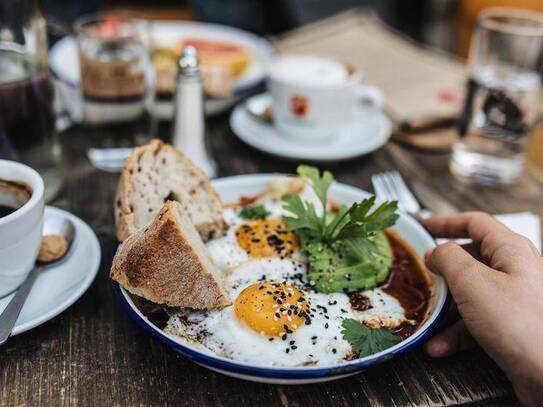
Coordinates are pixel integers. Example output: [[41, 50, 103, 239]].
[[111, 140, 448, 384]]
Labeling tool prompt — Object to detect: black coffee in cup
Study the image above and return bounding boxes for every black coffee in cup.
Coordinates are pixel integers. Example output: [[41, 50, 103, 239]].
[[0, 178, 32, 219]]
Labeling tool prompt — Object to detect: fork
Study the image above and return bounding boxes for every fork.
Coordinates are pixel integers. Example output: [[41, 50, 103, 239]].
[[371, 171, 434, 238]]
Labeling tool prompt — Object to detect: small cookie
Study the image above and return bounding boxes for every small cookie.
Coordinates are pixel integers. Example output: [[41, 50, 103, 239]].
[[38, 234, 68, 263]]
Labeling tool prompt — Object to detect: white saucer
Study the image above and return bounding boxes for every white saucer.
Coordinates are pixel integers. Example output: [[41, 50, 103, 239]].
[[230, 93, 391, 162], [0, 206, 101, 336]]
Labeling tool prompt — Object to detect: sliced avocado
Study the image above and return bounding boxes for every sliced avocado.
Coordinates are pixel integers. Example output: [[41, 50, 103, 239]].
[[307, 232, 393, 293]]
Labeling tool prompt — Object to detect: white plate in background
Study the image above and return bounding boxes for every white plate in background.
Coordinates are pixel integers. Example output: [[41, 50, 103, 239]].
[[49, 20, 274, 120]]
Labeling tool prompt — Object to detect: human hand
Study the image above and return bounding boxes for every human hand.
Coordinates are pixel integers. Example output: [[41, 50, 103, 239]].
[[423, 212, 543, 405]]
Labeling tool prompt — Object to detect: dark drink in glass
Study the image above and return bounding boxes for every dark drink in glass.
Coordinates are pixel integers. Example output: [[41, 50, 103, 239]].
[[0, 45, 62, 201]]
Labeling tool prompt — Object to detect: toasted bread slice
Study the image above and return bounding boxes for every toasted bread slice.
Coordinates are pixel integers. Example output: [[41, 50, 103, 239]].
[[115, 139, 226, 242], [111, 201, 231, 309]]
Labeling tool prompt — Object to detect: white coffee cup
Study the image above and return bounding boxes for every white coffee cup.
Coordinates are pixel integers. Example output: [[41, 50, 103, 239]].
[[268, 54, 384, 142], [0, 160, 44, 297]]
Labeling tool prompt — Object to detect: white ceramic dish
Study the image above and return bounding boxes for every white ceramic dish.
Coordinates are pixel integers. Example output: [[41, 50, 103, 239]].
[[49, 21, 274, 120], [230, 93, 391, 162], [113, 174, 448, 384], [0, 206, 101, 335]]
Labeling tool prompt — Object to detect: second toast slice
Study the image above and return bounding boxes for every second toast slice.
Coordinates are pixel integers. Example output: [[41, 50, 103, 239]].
[[111, 200, 231, 310]]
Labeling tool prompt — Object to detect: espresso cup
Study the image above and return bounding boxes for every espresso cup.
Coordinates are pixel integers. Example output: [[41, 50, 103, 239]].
[[0, 160, 44, 297], [268, 55, 384, 142]]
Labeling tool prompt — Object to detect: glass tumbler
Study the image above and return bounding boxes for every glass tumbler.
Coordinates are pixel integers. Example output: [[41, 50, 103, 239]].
[[75, 13, 156, 172], [0, 0, 63, 201], [450, 8, 543, 185]]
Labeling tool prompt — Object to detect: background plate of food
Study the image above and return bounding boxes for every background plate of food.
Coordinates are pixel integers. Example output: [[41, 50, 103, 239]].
[[110, 140, 448, 384], [49, 20, 274, 120]]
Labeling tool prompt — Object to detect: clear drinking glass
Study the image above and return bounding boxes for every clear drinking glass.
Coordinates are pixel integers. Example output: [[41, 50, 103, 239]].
[[450, 8, 543, 185], [75, 13, 156, 172], [0, 0, 63, 201]]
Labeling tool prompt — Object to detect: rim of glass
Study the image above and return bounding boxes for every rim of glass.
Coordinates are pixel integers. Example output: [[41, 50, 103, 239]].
[[478, 7, 543, 37], [74, 11, 150, 38]]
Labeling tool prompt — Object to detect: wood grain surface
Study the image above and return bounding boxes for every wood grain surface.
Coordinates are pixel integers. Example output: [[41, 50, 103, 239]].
[[2, 113, 536, 406]]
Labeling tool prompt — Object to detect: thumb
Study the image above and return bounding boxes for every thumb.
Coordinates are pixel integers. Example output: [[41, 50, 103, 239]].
[[426, 241, 494, 302]]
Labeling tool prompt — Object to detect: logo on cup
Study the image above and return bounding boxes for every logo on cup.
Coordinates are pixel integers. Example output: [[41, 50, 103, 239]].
[[290, 95, 309, 118]]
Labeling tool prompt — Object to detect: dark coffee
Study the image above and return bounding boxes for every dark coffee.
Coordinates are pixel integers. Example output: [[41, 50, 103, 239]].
[[0, 204, 16, 218], [0, 178, 31, 218]]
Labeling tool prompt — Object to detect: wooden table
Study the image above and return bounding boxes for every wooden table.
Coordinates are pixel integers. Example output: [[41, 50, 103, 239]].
[[4, 109, 542, 405]]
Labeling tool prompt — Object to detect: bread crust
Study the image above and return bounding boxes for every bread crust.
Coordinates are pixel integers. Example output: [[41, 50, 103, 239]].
[[111, 201, 231, 309], [115, 139, 226, 242]]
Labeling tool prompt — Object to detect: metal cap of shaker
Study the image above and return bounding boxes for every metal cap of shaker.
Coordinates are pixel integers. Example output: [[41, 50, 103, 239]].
[[177, 45, 201, 77]]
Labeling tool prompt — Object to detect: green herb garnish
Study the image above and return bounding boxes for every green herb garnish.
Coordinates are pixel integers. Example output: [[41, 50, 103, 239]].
[[281, 165, 399, 293], [341, 319, 400, 357], [239, 204, 270, 220]]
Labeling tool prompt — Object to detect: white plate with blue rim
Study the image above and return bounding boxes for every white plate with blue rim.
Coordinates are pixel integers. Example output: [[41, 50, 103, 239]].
[[49, 20, 274, 120], [0, 206, 101, 336], [230, 93, 391, 163], [112, 174, 449, 384]]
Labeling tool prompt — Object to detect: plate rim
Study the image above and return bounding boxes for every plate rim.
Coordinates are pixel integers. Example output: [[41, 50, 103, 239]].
[[230, 96, 392, 162], [9, 206, 101, 335], [113, 173, 449, 379], [49, 20, 275, 94]]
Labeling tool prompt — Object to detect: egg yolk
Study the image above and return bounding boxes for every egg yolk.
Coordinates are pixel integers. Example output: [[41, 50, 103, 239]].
[[235, 220, 299, 258], [234, 282, 311, 337]]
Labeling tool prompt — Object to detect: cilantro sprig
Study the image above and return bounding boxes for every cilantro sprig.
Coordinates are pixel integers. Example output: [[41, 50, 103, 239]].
[[281, 165, 399, 293], [341, 319, 400, 357], [239, 204, 270, 220], [282, 165, 398, 246]]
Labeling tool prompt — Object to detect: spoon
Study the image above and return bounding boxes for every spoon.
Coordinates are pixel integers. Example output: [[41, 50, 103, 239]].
[[0, 213, 76, 345]]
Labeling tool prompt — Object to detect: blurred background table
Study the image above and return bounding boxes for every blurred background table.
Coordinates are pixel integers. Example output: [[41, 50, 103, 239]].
[[3, 3, 543, 407]]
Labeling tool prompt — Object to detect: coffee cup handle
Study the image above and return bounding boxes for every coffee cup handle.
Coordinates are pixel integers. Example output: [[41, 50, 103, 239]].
[[353, 84, 384, 111]]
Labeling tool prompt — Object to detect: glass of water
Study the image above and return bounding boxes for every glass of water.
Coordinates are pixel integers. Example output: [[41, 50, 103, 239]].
[[75, 13, 155, 171], [450, 8, 543, 185]]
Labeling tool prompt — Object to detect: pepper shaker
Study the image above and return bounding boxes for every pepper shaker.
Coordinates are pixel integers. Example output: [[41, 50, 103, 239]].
[[171, 46, 216, 177]]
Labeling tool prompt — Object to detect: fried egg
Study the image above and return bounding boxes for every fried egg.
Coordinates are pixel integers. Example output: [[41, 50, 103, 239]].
[[205, 198, 305, 272], [166, 256, 406, 366]]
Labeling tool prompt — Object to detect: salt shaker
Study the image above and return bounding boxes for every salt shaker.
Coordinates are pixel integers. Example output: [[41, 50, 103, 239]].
[[171, 46, 216, 177]]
